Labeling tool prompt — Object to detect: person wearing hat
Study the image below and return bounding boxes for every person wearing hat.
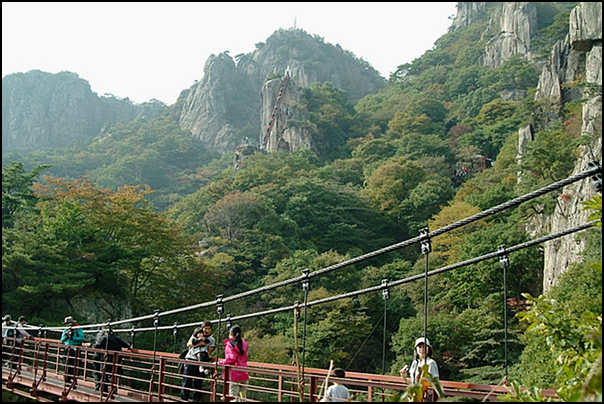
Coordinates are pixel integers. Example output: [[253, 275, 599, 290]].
[[61, 316, 84, 383], [400, 336, 440, 389]]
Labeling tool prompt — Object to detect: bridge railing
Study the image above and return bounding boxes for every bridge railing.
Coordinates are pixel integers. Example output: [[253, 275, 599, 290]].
[[3, 337, 558, 401]]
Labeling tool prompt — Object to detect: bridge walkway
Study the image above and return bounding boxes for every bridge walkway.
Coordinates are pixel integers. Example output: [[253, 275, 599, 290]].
[[2, 337, 558, 402]]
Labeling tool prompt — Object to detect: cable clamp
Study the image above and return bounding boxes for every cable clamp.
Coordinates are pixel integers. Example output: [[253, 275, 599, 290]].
[[419, 227, 431, 255], [294, 301, 301, 319], [225, 314, 232, 330], [153, 309, 160, 327], [301, 269, 310, 292], [381, 279, 390, 300], [216, 294, 224, 315], [498, 244, 509, 268], [587, 161, 602, 193], [173, 322, 178, 336]]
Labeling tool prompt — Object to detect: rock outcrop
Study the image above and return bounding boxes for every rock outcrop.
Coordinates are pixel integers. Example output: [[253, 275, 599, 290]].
[[449, 2, 490, 32], [518, 2, 602, 292], [2, 70, 157, 152], [179, 53, 257, 153], [482, 2, 537, 68], [259, 76, 314, 154], [179, 28, 386, 153]]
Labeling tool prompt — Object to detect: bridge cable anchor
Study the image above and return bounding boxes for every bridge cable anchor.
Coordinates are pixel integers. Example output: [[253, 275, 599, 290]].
[[153, 309, 160, 328]]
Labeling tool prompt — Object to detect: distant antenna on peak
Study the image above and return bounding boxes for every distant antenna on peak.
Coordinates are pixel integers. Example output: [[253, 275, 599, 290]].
[[294, 17, 297, 29]]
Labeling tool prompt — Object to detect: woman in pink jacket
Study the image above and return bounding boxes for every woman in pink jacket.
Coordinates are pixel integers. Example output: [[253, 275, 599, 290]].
[[219, 325, 249, 401]]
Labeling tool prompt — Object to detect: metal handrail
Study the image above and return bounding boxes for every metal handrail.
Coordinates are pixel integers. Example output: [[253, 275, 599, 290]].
[[3, 337, 559, 402]]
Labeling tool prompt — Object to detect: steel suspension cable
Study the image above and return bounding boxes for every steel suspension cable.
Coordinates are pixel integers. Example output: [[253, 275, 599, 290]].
[[345, 311, 384, 371], [193, 220, 599, 327], [96, 220, 600, 334], [33, 167, 600, 335]]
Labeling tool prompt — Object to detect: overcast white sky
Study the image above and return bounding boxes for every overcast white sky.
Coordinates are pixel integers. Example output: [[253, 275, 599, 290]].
[[2, 2, 457, 105]]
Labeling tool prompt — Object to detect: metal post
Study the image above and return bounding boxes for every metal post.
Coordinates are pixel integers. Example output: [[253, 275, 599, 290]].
[[172, 322, 178, 353], [149, 310, 160, 401], [498, 245, 510, 382], [301, 269, 310, 382], [381, 280, 389, 375], [420, 227, 431, 359], [152, 311, 160, 367], [215, 295, 224, 375]]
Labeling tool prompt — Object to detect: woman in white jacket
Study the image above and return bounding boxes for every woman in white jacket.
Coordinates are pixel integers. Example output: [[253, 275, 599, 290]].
[[399, 337, 439, 401]]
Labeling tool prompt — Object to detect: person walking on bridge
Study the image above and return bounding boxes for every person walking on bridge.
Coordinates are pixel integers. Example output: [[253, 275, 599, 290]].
[[400, 337, 440, 401], [219, 325, 249, 402], [10, 316, 33, 369], [2, 315, 16, 367], [60, 316, 83, 384], [181, 321, 215, 402], [321, 367, 350, 402], [93, 328, 132, 394]]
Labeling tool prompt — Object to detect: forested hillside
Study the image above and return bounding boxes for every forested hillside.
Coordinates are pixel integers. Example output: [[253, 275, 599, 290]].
[[2, 2, 601, 399]]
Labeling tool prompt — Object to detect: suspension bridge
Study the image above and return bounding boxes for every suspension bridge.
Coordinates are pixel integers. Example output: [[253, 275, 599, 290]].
[[3, 164, 601, 402]]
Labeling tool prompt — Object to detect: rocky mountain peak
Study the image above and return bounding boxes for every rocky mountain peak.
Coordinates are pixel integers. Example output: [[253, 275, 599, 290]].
[[178, 28, 386, 153], [2, 70, 157, 152]]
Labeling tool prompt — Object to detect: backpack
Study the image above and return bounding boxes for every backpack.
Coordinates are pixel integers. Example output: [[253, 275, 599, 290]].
[[178, 349, 188, 374], [199, 350, 210, 363], [5, 325, 15, 338]]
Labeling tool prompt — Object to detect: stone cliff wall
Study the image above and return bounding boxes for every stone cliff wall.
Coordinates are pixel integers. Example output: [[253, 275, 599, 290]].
[[2, 70, 143, 152], [482, 2, 537, 68], [259, 76, 314, 154], [520, 2, 602, 293]]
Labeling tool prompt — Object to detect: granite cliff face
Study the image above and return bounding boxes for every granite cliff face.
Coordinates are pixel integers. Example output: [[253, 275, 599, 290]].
[[482, 2, 537, 68], [179, 28, 386, 153], [259, 75, 314, 154], [2, 70, 159, 152], [514, 2, 602, 292], [453, 2, 601, 292], [449, 2, 489, 32], [538, 2, 601, 293]]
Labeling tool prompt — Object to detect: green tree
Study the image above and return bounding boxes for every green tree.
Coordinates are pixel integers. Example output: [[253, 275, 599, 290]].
[[2, 161, 50, 228], [303, 82, 361, 161], [505, 197, 602, 402], [2, 176, 200, 318], [361, 158, 426, 220], [204, 192, 270, 241]]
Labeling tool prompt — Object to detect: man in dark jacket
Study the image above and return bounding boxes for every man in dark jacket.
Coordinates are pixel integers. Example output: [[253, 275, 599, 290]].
[[93, 329, 131, 393]]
